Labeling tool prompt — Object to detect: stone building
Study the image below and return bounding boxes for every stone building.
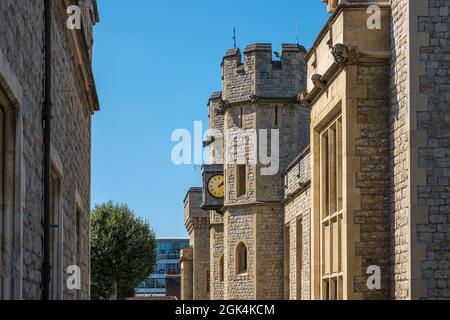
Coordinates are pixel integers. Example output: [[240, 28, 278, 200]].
[[182, 0, 449, 300], [181, 188, 210, 300], [0, 0, 99, 300]]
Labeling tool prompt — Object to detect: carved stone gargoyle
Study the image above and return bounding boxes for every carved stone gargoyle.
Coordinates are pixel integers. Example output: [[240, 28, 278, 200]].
[[311, 74, 326, 90], [331, 43, 361, 65], [297, 91, 311, 107]]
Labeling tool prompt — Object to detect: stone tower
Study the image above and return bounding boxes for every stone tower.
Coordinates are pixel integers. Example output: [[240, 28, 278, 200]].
[[220, 44, 309, 299], [207, 92, 226, 299], [182, 188, 210, 300]]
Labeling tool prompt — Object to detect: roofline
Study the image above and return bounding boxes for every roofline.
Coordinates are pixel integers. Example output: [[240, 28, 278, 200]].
[[183, 187, 202, 203], [283, 145, 310, 174]]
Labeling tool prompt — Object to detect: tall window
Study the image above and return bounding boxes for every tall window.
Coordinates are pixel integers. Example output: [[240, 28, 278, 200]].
[[236, 165, 247, 197], [274, 105, 279, 127], [296, 217, 303, 299], [0, 86, 20, 300], [219, 255, 224, 282], [319, 116, 343, 300], [239, 107, 243, 128], [50, 168, 62, 299], [236, 242, 248, 275], [284, 225, 290, 299]]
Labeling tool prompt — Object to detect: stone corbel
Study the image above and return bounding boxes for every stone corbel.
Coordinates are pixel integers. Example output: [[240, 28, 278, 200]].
[[331, 43, 361, 65]]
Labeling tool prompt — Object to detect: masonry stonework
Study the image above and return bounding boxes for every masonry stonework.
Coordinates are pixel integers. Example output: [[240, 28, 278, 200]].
[[0, 0, 99, 300], [283, 148, 311, 300], [184, 188, 210, 300], [182, 0, 450, 300]]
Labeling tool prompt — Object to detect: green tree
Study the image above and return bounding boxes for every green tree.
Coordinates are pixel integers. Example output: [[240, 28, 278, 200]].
[[91, 201, 156, 299]]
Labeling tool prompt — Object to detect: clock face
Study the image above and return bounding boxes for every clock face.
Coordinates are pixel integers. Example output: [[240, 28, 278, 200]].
[[207, 174, 225, 199]]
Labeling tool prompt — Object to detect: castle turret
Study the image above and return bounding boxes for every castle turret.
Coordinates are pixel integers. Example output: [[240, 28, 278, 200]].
[[220, 43, 309, 299]]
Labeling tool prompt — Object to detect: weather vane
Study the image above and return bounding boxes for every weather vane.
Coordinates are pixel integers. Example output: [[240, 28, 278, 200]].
[[296, 17, 299, 45], [233, 27, 237, 49]]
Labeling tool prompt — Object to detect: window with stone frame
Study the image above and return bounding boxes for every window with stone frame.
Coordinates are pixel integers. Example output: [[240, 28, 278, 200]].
[[319, 115, 343, 300], [0, 93, 5, 291], [296, 217, 303, 299], [239, 107, 243, 128], [273, 105, 279, 127], [219, 255, 224, 282], [236, 164, 247, 197], [284, 224, 290, 299], [0, 85, 20, 300], [236, 242, 248, 275], [50, 168, 62, 300]]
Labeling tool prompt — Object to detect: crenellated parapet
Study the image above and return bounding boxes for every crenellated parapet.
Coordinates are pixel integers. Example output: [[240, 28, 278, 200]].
[[221, 44, 307, 104]]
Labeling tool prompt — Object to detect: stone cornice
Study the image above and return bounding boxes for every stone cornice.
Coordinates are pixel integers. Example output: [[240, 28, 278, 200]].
[[63, 0, 100, 112], [216, 96, 301, 114], [223, 201, 282, 210], [282, 181, 311, 206], [305, 2, 391, 61], [299, 45, 391, 108]]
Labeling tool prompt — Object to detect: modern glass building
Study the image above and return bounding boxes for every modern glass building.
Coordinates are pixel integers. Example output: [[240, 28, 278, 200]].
[[135, 237, 189, 297]]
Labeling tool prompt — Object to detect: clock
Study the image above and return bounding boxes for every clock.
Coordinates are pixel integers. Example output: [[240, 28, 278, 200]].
[[208, 174, 224, 198], [201, 164, 224, 212]]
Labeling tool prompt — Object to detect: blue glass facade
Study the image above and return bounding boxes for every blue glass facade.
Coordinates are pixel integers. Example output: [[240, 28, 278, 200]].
[[135, 238, 189, 296]]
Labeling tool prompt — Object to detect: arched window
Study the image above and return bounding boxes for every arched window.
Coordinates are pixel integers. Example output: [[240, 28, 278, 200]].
[[219, 255, 224, 282], [0, 85, 21, 300], [236, 242, 248, 275]]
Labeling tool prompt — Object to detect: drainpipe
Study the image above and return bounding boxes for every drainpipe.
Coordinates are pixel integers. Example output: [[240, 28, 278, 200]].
[[42, 0, 52, 301]]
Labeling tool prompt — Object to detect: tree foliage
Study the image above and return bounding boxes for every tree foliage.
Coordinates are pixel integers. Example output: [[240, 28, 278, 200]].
[[91, 202, 156, 299]]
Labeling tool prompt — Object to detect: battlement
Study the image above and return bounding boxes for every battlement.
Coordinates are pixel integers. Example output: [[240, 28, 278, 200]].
[[221, 44, 307, 103]]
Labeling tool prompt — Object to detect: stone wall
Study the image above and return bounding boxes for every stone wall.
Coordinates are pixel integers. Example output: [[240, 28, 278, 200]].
[[283, 148, 311, 300], [207, 91, 225, 300], [184, 188, 210, 300], [180, 247, 193, 300], [0, 0, 98, 299], [354, 63, 391, 299], [223, 207, 255, 300], [209, 212, 224, 300], [207, 92, 224, 164], [389, 0, 411, 300], [416, 0, 450, 300]]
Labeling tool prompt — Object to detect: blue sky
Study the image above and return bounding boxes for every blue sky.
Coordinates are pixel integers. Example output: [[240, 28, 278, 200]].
[[92, 0, 330, 237]]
